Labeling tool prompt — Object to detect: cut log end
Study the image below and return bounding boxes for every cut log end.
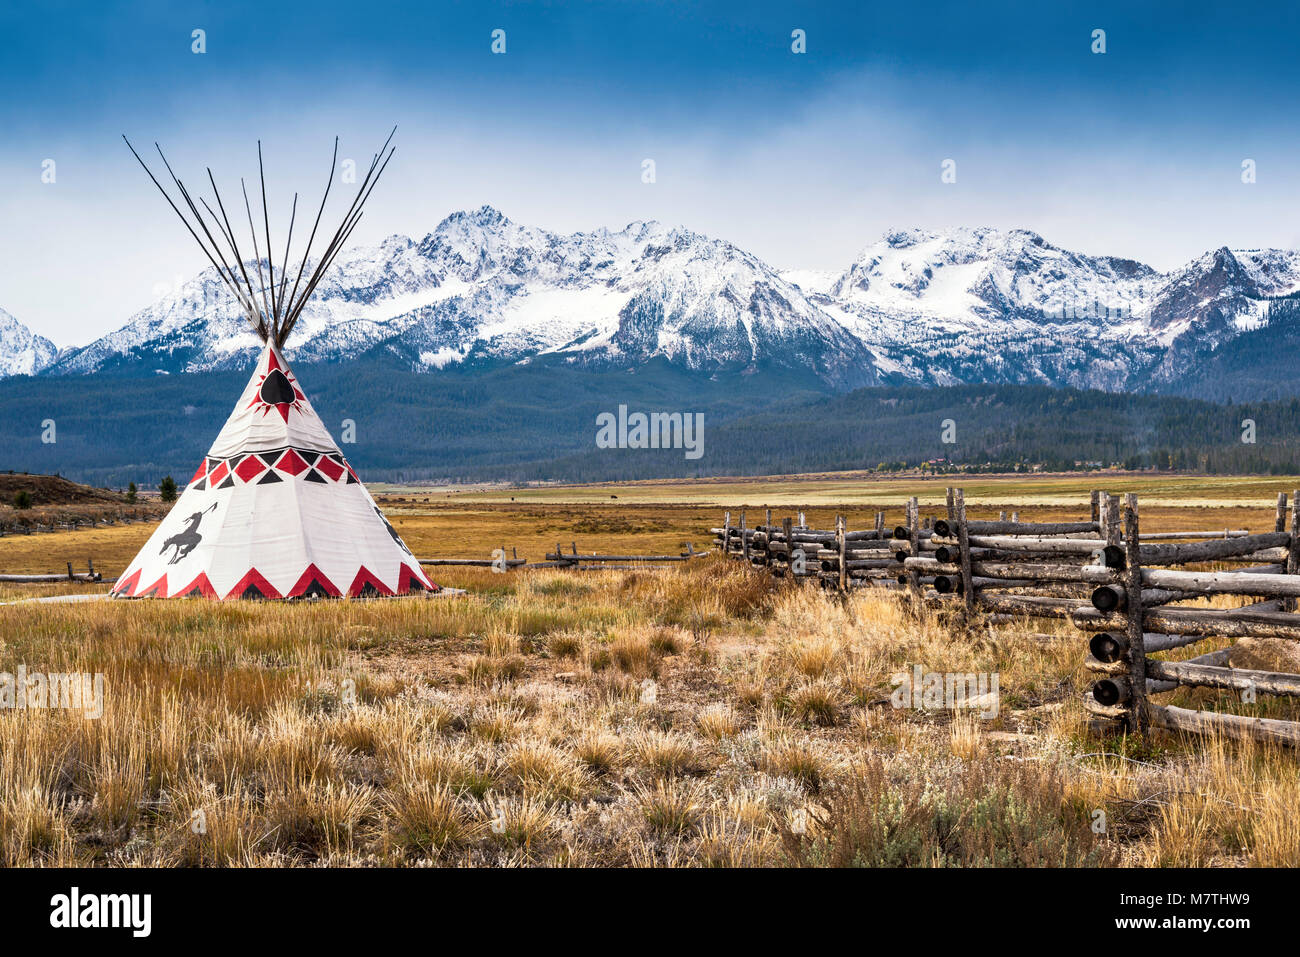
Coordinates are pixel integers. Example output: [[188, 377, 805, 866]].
[[1092, 677, 1130, 707], [1091, 584, 1126, 613], [1089, 631, 1128, 664]]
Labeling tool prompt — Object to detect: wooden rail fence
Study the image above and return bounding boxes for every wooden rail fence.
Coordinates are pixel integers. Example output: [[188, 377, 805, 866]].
[[713, 488, 1300, 747]]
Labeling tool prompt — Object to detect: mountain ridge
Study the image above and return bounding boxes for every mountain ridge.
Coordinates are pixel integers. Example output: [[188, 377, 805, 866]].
[[7, 208, 1300, 394]]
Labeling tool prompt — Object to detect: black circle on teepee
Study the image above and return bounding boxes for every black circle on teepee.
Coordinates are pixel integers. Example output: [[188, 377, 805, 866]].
[[260, 369, 296, 405]]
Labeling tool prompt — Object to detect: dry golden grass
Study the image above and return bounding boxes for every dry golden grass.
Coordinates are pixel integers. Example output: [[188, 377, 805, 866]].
[[3, 471, 1291, 580], [2, 479, 1300, 866]]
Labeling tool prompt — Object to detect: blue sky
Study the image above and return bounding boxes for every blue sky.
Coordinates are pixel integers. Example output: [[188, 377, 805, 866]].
[[4, 0, 1300, 344]]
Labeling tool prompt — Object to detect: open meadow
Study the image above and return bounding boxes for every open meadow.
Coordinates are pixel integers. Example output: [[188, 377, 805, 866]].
[[2, 472, 1299, 866]]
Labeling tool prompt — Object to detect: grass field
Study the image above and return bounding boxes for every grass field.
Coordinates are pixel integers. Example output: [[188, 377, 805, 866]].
[[4, 471, 1292, 578], [1, 471, 1299, 866]]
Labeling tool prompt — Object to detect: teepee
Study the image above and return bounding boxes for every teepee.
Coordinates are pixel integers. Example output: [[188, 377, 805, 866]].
[[112, 131, 437, 599]]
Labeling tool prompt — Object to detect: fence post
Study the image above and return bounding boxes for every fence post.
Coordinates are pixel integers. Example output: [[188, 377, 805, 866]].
[[954, 488, 975, 620], [907, 495, 922, 603], [837, 515, 847, 593], [1286, 492, 1300, 612], [1104, 493, 1121, 548], [740, 510, 749, 562], [1122, 493, 1150, 733], [723, 511, 731, 557], [1276, 492, 1288, 534]]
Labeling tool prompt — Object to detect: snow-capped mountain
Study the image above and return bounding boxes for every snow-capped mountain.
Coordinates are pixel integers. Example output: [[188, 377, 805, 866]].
[[0, 308, 58, 377], [47, 207, 880, 389], [786, 226, 1294, 390], [19, 209, 1300, 392]]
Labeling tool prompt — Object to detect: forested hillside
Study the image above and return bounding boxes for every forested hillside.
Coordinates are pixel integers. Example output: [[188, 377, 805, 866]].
[[5, 352, 1300, 486]]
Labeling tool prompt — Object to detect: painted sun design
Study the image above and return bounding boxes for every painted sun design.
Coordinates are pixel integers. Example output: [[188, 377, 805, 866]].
[[247, 352, 306, 422]]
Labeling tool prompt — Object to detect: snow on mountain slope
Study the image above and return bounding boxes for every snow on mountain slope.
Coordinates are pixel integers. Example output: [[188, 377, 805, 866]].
[[50, 207, 881, 388], [31, 211, 1300, 393], [797, 227, 1300, 389], [0, 308, 58, 377]]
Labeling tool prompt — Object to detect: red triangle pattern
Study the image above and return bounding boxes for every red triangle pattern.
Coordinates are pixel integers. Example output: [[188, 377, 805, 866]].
[[224, 568, 283, 600], [138, 574, 169, 599], [348, 566, 394, 598], [288, 564, 342, 598], [174, 571, 218, 598], [398, 562, 439, 594], [112, 568, 142, 597], [118, 564, 439, 600]]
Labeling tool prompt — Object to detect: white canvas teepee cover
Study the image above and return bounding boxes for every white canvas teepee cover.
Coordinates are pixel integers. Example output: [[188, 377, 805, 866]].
[[113, 342, 437, 599]]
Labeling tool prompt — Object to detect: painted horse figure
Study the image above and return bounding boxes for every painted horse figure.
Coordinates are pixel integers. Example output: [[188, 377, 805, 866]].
[[160, 503, 217, 565]]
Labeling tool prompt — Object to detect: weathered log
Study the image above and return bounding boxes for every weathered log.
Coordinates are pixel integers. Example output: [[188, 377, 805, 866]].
[[1122, 494, 1151, 732], [543, 553, 689, 562], [420, 558, 527, 567], [971, 575, 1035, 589], [1138, 530, 1249, 540], [1149, 703, 1300, 747], [966, 520, 1100, 536], [1084, 693, 1128, 720], [0, 573, 100, 583], [1092, 677, 1130, 706], [1201, 550, 1289, 564], [1091, 630, 1212, 662], [1145, 658, 1300, 697], [940, 534, 1106, 553], [1084, 654, 1129, 676], [975, 594, 1091, 619], [1074, 605, 1300, 642], [955, 489, 975, 618], [1089, 632, 1128, 663], [1137, 566, 1300, 598], [1089, 581, 1201, 611], [1141, 587, 1206, 606], [971, 561, 1103, 582], [1138, 648, 1233, 693], [820, 558, 898, 571], [1137, 531, 1291, 566], [836, 515, 847, 592], [1092, 584, 1125, 612]]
